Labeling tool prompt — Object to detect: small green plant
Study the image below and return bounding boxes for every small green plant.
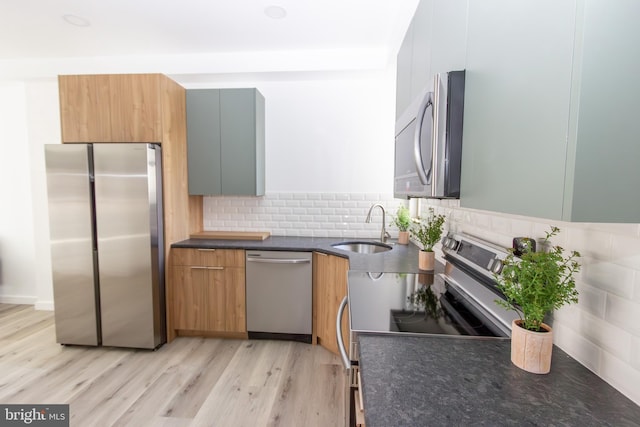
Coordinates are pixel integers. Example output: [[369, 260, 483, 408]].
[[393, 205, 411, 232], [411, 208, 446, 252], [495, 226, 580, 332]]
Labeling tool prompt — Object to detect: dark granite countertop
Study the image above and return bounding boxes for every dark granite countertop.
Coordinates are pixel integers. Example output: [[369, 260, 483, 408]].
[[172, 236, 427, 273], [358, 334, 640, 427]]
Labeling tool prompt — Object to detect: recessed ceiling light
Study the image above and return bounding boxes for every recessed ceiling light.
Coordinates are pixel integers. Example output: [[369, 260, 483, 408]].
[[264, 5, 287, 19], [62, 14, 91, 27]]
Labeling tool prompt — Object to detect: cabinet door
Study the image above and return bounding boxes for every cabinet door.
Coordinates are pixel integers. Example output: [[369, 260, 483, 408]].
[[429, 0, 468, 77], [59, 75, 112, 143], [207, 267, 246, 333], [460, 0, 576, 220], [108, 74, 162, 142], [173, 265, 246, 333], [220, 89, 265, 196], [187, 88, 265, 196], [410, 0, 434, 97], [187, 89, 222, 195], [172, 265, 209, 331], [565, 0, 640, 222], [396, 19, 415, 119], [314, 253, 349, 356]]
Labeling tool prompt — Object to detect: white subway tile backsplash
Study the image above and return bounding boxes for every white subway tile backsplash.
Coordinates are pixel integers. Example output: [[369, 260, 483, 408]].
[[578, 312, 632, 362], [575, 284, 607, 319], [565, 227, 612, 260], [582, 259, 635, 299], [553, 323, 602, 373], [202, 192, 397, 239], [605, 294, 640, 336], [631, 337, 640, 371]]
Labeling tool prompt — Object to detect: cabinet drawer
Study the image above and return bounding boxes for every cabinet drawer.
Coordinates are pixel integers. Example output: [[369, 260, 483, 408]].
[[171, 248, 245, 267]]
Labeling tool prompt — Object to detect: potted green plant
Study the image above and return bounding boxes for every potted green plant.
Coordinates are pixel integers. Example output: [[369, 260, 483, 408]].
[[495, 226, 580, 374], [410, 208, 446, 270], [393, 205, 411, 245]]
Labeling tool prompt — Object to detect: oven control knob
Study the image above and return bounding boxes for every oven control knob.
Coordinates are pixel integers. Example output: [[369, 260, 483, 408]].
[[448, 239, 459, 250], [490, 258, 504, 274], [441, 237, 452, 249]]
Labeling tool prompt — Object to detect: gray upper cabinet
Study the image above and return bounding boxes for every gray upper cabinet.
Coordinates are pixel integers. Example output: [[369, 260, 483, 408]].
[[395, 0, 468, 120], [429, 0, 468, 77], [459, 0, 640, 222], [187, 88, 265, 196], [395, 0, 433, 119], [563, 0, 640, 222], [395, 19, 414, 120], [460, 0, 576, 220]]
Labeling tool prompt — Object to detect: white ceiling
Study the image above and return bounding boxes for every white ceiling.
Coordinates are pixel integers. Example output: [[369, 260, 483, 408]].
[[0, 0, 418, 60]]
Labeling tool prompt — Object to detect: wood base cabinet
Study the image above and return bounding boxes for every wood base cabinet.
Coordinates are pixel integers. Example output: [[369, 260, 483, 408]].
[[170, 248, 246, 337], [314, 252, 349, 356]]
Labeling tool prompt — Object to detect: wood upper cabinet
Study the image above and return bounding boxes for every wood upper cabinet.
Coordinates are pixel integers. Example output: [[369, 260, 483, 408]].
[[59, 74, 163, 143], [171, 248, 246, 334], [313, 252, 349, 356]]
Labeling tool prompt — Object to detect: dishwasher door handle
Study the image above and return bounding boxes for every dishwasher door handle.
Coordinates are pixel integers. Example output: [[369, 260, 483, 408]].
[[336, 296, 350, 370], [246, 257, 311, 264]]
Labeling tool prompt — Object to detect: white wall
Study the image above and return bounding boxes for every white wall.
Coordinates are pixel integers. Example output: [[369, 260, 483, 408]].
[[25, 79, 60, 309], [0, 82, 37, 304]]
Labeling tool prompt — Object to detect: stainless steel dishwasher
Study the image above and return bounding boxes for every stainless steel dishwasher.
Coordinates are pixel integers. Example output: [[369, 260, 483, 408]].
[[245, 250, 313, 343]]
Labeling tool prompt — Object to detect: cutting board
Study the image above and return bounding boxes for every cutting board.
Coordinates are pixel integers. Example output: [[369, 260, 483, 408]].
[[189, 231, 271, 241]]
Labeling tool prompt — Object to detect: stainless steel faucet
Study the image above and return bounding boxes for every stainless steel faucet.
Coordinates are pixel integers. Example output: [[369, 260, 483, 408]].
[[366, 203, 391, 243]]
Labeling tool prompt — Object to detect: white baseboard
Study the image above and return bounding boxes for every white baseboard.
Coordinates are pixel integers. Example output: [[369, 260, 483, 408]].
[[0, 295, 38, 305], [34, 300, 54, 311]]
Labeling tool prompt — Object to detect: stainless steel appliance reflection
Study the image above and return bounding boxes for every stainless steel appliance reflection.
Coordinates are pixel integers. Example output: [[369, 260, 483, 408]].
[[45, 143, 165, 349]]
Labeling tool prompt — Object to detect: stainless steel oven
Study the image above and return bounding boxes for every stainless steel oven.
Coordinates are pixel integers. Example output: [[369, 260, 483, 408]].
[[338, 233, 518, 426]]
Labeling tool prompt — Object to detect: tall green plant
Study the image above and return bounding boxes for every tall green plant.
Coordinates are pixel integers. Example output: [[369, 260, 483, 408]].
[[393, 205, 411, 232], [411, 208, 445, 252], [495, 226, 580, 332]]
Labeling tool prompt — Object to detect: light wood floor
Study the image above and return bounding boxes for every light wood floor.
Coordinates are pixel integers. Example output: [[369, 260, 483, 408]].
[[0, 304, 345, 427]]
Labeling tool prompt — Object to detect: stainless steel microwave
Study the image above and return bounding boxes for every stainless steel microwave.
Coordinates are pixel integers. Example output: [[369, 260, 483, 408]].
[[394, 70, 465, 199]]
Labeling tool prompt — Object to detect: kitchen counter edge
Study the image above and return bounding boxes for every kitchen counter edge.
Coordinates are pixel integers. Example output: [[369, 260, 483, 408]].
[[171, 236, 428, 273]]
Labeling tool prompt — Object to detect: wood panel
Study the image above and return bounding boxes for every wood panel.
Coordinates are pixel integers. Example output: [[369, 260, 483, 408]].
[[59, 74, 111, 142], [108, 74, 162, 142], [314, 252, 349, 356], [171, 248, 245, 268], [158, 75, 191, 342]]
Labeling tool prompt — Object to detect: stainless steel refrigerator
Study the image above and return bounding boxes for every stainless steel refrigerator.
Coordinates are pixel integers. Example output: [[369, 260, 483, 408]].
[[45, 143, 166, 349]]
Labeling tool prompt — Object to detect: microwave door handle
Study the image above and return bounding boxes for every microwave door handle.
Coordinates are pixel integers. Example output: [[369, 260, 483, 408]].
[[414, 91, 433, 185], [336, 296, 350, 370], [431, 73, 442, 197]]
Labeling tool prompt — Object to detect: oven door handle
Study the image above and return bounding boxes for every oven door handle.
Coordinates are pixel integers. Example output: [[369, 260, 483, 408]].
[[336, 296, 350, 370]]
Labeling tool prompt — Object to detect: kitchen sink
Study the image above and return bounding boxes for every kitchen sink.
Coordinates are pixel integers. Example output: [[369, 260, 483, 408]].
[[330, 241, 393, 254]]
